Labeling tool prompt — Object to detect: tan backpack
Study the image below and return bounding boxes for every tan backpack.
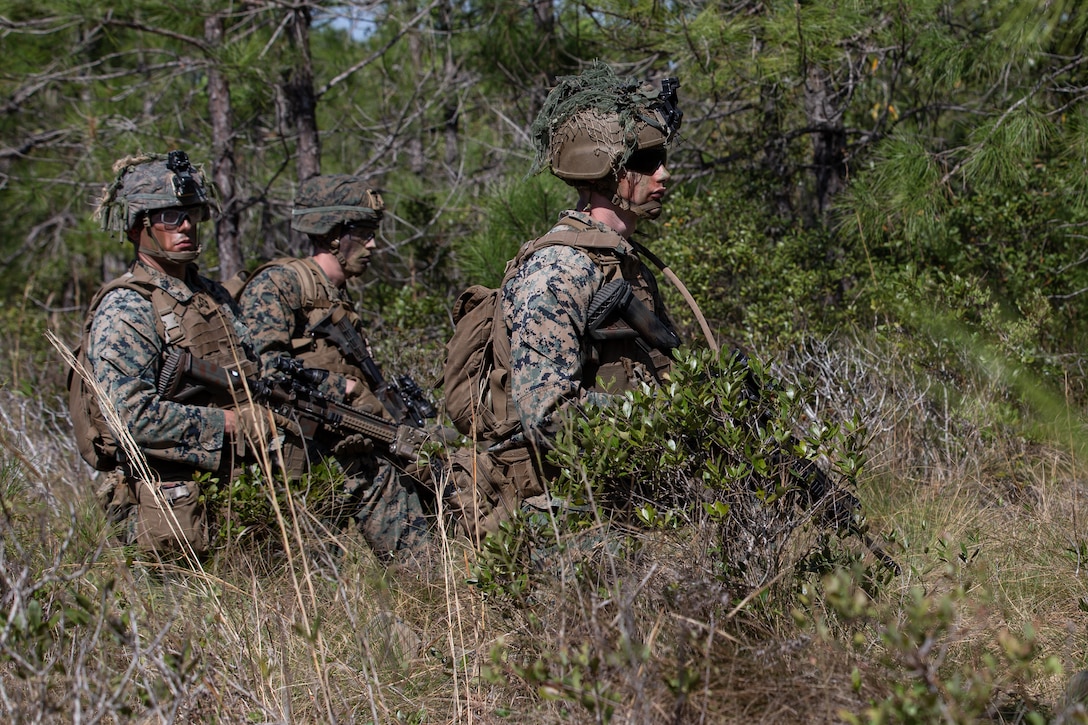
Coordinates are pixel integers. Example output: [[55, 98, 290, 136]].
[[442, 283, 516, 440], [442, 226, 625, 441], [68, 277, 162, 471]]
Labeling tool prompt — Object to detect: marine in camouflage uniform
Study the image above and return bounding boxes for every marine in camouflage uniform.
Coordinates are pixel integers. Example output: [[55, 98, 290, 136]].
[[238, 175, 429, 558], [508, 63, 682, 445], [450, 63, 684, 535], [87, 151, 283, 558], [504, 211, 675, 443]]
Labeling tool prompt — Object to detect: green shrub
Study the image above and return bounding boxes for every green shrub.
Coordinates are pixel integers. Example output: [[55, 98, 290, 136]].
[[472, 347, 878, 607], [550, 348, 869, 584], [453, 174, 571, 288], [822, 565, 1061, 724], [200, 460, 351, 554], [651, 175, 861, 347]]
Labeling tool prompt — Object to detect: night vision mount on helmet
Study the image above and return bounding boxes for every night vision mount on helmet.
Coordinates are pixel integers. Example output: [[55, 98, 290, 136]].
[[95, 150, 213, 264], [96, 151, 212, 234]]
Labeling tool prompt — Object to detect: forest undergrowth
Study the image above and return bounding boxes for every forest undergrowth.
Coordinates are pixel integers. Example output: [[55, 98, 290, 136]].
[[2, 326, 1088, 724]]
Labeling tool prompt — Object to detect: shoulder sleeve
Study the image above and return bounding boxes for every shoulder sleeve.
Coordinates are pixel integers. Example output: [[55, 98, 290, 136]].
[[88, 287, 227, 470], [238, 265, 305, 378], [502, 245, 611, 443]]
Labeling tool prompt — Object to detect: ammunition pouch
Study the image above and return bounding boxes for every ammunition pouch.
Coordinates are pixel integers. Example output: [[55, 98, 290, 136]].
[[133, 478, 209, 557], [444, 443, 545, 545]]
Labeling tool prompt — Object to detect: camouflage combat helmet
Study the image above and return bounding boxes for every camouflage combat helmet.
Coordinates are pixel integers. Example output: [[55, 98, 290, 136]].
[[96, 151, 211, 234], [291, 175, 384, 236], [529, 62, 682, 185]]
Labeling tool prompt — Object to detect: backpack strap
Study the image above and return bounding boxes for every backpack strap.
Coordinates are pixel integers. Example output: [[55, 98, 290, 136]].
[[479, 219, 629, 442], [239, 256, 332, 312], [503, 217, 628, 289], [71, 272, 167, 471], [282, 257, 333, 312]]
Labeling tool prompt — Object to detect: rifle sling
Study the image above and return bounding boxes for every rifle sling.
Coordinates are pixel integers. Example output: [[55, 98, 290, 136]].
[[630, 238, 719, 353]]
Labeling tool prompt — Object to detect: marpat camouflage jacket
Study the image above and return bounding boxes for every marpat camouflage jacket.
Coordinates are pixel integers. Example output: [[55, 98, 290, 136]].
[[238, 259, 389, 418], [88, 262, 254, 473], [502, 210, 674, 446]]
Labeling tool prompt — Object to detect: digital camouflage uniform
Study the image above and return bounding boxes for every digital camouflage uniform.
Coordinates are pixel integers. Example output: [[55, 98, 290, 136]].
[[241, 258, 389, 416], [444, 64, 684, 539], [238, 177, 429, 558], [81, 151, 289, 558], [90, 261, 257, 555], [503, 210, 674, 445], [442, 210, 678, 539]]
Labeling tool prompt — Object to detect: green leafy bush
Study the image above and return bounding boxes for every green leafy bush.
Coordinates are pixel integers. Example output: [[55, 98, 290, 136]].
[[652, 175, 860, 347], [472, 347, 877, 607], [199, 460, 351, 553], [822, 566, 1061, 724], [453, 174, 571, 288]]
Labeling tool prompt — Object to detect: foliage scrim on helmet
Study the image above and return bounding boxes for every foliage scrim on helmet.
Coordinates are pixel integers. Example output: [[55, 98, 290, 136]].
[[528, 61, 680, 180], [94, 152, 213, 237]]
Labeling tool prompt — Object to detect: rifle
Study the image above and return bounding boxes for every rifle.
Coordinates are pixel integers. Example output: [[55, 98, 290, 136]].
[[156, 348, 432, 461], [733, 350, 902, 575], [586, 284, 900, 574], [586, 279, 681, 352], [307, 306, 436, 427]]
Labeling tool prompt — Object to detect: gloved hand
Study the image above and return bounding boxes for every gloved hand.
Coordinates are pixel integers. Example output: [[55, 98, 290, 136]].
[[233, 404, 304, 453], [234, 403, 277, 446], [332, 433, 375, 457]]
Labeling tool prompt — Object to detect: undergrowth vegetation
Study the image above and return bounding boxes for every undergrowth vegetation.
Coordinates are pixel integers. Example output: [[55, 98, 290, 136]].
[[4, 167, 1088, 721], [3, 310, 1088, 722]]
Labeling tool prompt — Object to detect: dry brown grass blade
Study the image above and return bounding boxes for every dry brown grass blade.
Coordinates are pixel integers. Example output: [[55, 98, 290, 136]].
[[44, 329, 248, 642]]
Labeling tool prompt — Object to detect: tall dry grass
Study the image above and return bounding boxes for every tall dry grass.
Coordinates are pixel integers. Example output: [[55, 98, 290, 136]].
[[2, 327, 1088, 722]]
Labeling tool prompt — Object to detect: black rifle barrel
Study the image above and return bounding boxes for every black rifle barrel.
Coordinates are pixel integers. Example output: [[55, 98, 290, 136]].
[[159, 349, 430, 460]]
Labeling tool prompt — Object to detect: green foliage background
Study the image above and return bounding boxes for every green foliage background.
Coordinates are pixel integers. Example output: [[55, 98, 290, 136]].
[[6, 3, 1088, 722], [3, 0, 1088, 381]]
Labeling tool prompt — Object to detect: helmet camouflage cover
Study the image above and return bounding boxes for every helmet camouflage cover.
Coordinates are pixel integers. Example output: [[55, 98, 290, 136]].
[[529, 62, 682, 183], [96, 151, 212, 234], [291, 175, 385, 236]]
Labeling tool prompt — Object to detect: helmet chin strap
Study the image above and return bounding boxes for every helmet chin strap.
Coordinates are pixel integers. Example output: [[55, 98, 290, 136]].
[[601, 170, 663, 220], [328, 233, 373, 279], [140, 224, 202, 264], [328, 238, 351, 274], [610, 192, 662, 220]]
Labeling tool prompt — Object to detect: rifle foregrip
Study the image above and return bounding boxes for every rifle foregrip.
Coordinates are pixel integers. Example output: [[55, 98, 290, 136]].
[[587, 279, 680, 352], [625, 294, 681, 352], [157, 348, 186, 398], [587, 279, 632, 329]]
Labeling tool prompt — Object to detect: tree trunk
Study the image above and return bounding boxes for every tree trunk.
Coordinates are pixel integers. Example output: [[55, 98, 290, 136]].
[[281, 5, 320, 255], [442, 58, 459, 170], [204, 14, 243, 282], [287, 5, 320, 183], [759, 82, 794, 221], [803, 66, 847, 219], [531, 0, 554, 32]]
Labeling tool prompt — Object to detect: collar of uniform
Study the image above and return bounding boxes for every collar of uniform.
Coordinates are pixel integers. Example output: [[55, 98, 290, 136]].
[[132, 260, 201, 303], [556, 209, 601, 231], [552, 210, 635, 255]]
